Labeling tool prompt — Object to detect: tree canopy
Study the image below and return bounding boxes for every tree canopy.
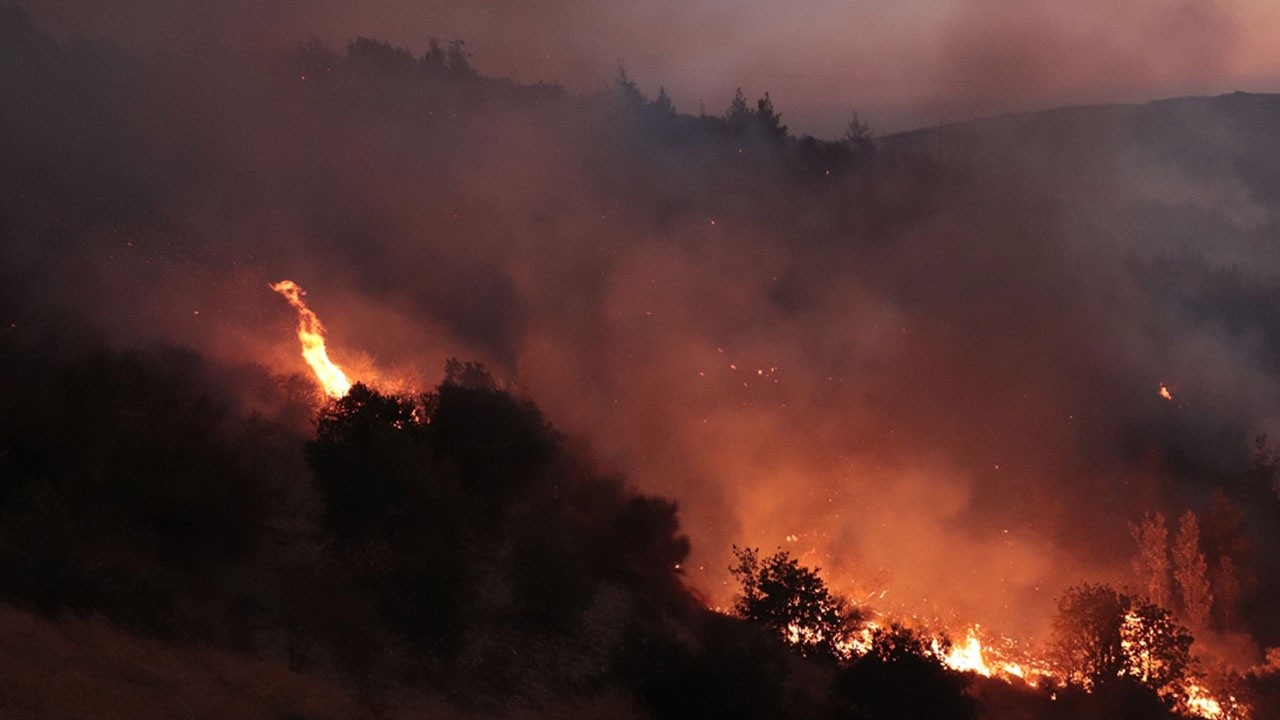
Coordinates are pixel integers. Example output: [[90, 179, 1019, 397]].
[[831, 623, 979, 720], [730, 546, 856, 660], [1050, 583, 1193, 704]]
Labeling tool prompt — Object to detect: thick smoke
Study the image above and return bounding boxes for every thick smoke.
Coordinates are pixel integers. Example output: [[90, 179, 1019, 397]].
[[4, 4, 1280, 647], [24, 0, 1280, 134], [930, 0, 1244, 120]]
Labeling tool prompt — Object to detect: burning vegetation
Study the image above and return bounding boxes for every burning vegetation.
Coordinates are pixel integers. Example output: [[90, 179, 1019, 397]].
[[7, 5, 1280, 719], [258, 276, 1259, 717], [727, 545, 1249, 718]]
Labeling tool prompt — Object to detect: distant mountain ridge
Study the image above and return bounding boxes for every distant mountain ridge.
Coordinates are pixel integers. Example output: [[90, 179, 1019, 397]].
[[884, 92, 1280, 208]]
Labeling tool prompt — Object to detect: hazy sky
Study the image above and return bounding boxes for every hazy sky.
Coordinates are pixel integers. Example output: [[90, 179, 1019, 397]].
[[29, 0, 1280, 135]]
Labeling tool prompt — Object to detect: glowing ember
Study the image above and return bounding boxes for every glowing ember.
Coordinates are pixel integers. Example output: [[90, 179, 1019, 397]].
[[1159, 383, 1174, 400], [270, 280, 352, 398]]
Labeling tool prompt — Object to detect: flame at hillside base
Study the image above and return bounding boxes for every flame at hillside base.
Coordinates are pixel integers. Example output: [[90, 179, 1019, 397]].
[[929, 625, 1242, 719], [269, 280, 352, 398]]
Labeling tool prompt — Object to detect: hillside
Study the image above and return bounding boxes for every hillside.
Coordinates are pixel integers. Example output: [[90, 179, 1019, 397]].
[[0, 602, 639, 720], [884, 91, 1280, 215], [4, 6, 1280, 718]]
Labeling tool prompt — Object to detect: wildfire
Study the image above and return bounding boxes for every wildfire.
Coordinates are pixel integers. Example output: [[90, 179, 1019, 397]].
[[927, 625, 1242, 719], [270, 280, 352, 398], [1185, 683, 1224, 719], [915, 623, 1239, 719], [1160, 383, 1174, 400], [941, 629, 991, 676], [933, 626, 1052, 686]]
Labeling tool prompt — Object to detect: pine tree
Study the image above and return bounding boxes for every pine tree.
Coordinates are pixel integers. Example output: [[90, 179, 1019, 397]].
[[652, 86, 674, 114], [420, 37, 446, 76], [845, 110, 874, 158], [725, 87, 751, 130], [445, 40, 476, 81], [755, 92, 786, 137], [614, 61, 645, 106]]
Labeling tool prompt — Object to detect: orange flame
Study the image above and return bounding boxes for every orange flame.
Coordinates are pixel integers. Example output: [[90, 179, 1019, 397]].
[[1160, 383, 1174, 401], [929, 626, 1052, 687], [943, 629, 991, 676], [819, 614, 1237, 717], [1185, 683, 1224, 719], [270, 280, 352, 398], [934, 624, 1241, 717]]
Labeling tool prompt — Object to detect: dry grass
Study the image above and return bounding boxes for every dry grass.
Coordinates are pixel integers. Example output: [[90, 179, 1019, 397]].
[[0, 603, 364, 720], [0, 603, 647, 720]]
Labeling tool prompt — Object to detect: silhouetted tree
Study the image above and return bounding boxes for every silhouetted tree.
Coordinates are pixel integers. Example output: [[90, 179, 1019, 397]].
[[755, 92, 787, 138], [446, 40, 476, 81], [844, 110, 874, 158], [306, 382, 477, 653], [442, 357, 498, 391], [653, 86, 675, 114], [1120, 599, 1193, 702], [1050, 584, 1128, 688], [730, 546, 854, 659], [722, 88, 788, 141], [607, 495, 691, 596], [831, 623, 979, 720], [290, 38, 339, 82], [1050, 583, 1193, 702], [347, 37, 416, 76], [427, 359, 559, 502], [614, 61, 646, 106], [725, 87, 752, 133], [307, 383, 433, 545], [420, 37, 446, 76]]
